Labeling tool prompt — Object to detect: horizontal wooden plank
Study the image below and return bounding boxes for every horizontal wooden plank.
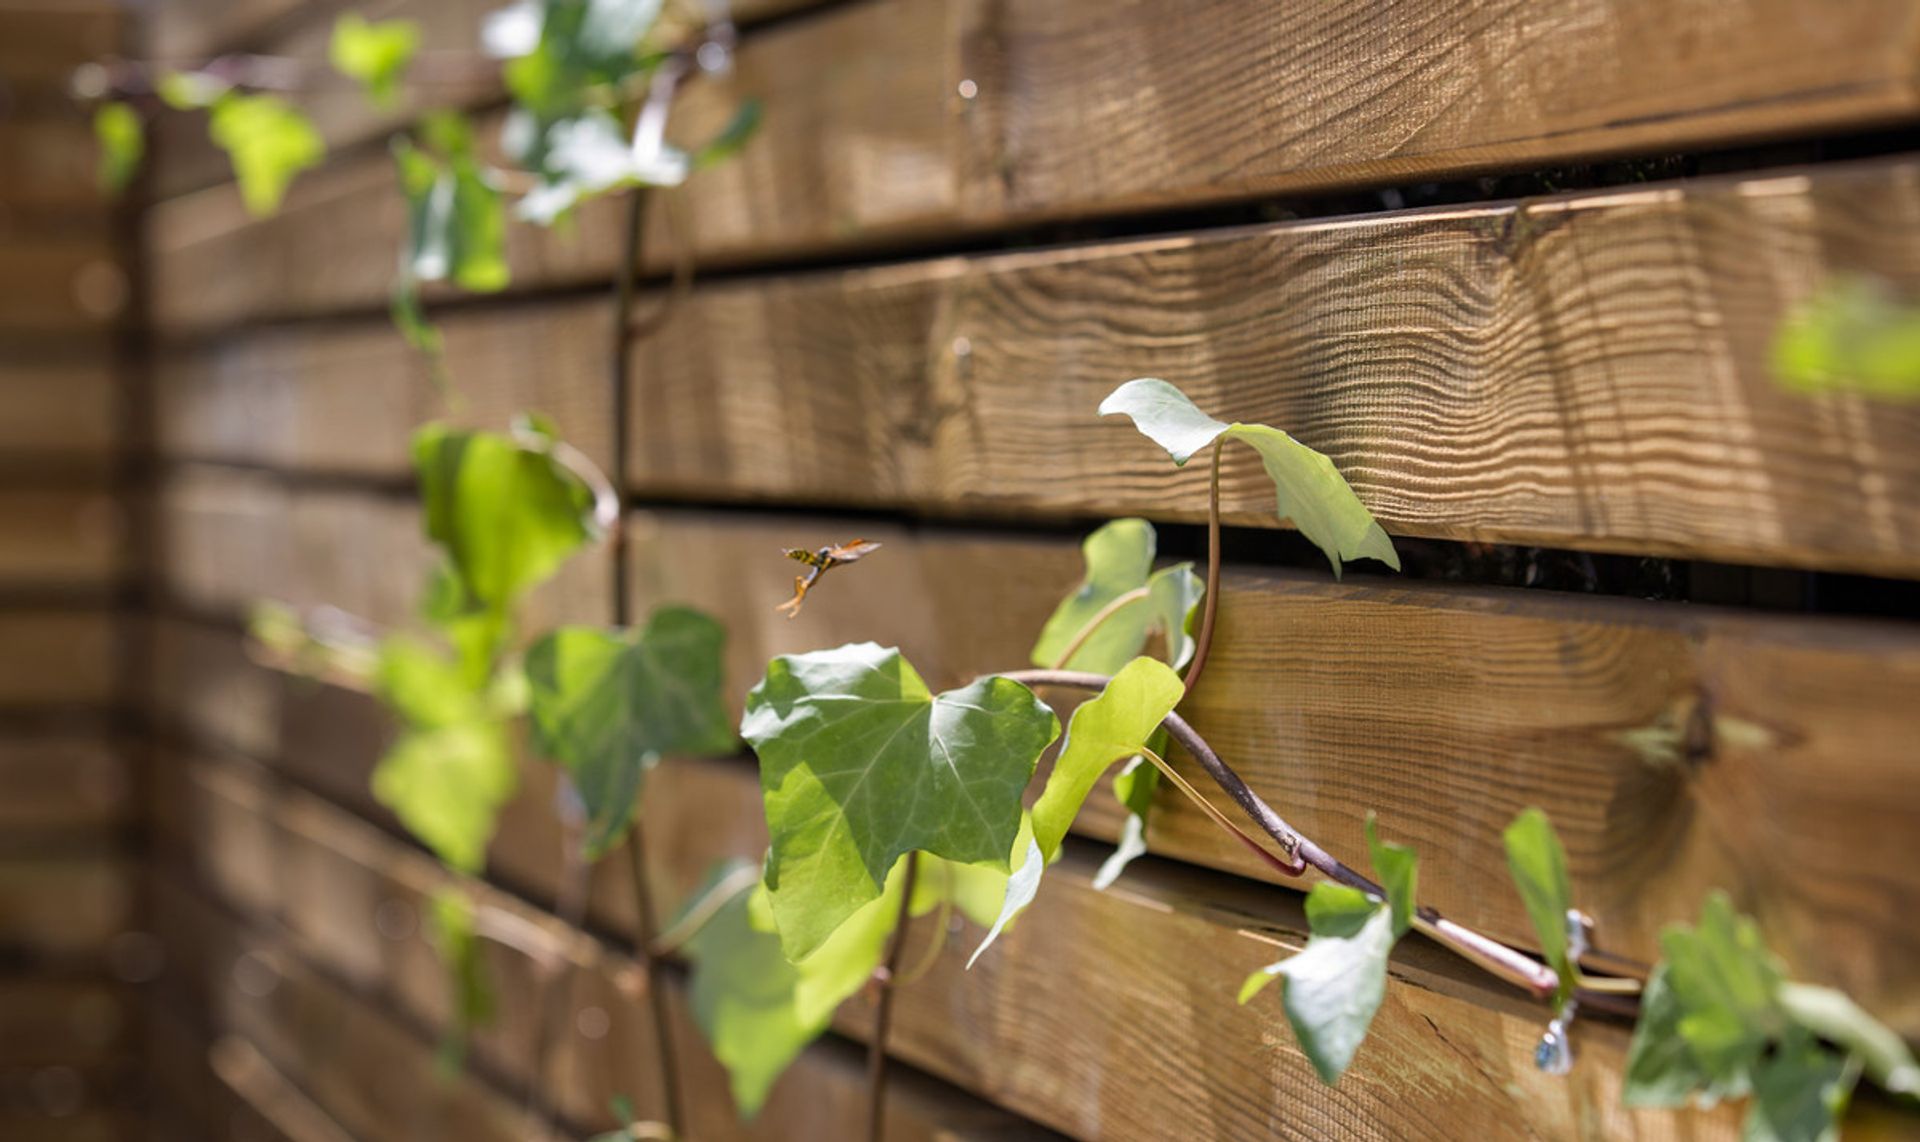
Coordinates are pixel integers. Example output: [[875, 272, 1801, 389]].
[[0, 733, 133, 831], [151, 0, 306, 62], [0, 238, 125, 335], [148, 0, 1920, 329], [0, 348, 116, 471], [0, 855, 132, 959], [0, 119, 106, 218], [0, 1110, 128, 1142], [180, 745, 1752, 1140], [147, 476, 1920, 1033], [0, 5, 121, 96], [0, 490, 124, 590], [0, 610, 118, 707], [158, 158, 1920, 574], [0, 978, 131, 1065]]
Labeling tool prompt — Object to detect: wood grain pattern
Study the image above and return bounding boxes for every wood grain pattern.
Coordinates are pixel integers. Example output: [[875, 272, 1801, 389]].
[[0, 733, 131, 831], [0, 489, 124, 590], [180, 746, 1755, 1141], [157, 158, 1920, 573], [0, 610, 117, 707], [147, 0, 1920, 329], [146, 477, 1920, 1033]]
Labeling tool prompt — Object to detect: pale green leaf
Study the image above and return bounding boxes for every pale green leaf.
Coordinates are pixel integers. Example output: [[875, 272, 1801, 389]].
[[1624, 965, 1737, 1108], [412, 422, 598, 613], [1145, 564, 1204, 671], [330, 12, 420, 109], [395, 135, 510, 293], [968, 825, 1041, 970], [94, 102, 143, 193], [525, 607, 734, 858], [372, 637, 515, 874], [741, 642, 1058, 960], [155, 71, 230, 110], [685, 865, 819, 1118], [1031, 657, 1183, 859], [1030, 519, 1202, 674], [1744, 1036, 1853, 1142], [503, 0, 664, 117], [428, 888, 494, 1056], [1277, 905, 1397, 1084], [1304, 882, 1379, 939], [208, 93, 325, 216], [1778, 983, 1920, 1097], [1091, 750, 1159, 890], [1502, 807, 1577, 1001], [1662, 892, 1786, 1091], [1100, 379, 1398, 577], [1772, 276, 1920, 400], [516, 109, 688, 225]]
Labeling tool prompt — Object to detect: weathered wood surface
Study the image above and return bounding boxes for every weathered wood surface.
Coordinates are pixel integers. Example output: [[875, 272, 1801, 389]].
[[150, 0, 1920, 330], [146, 475, 1920, 1032], [0, 348, 116, 472], [0, 238, 125, 335], [0, 610, 117, 707], [0, 489, 124, 591], [157, 157, 1920, 574], [0, 733, 131, 831], [0, 977, 130, 1064], [0, 120, 105, 217], [174, 745, 1756, 1141], [0, 855, 132, 960], [0, 5, 121, 97]]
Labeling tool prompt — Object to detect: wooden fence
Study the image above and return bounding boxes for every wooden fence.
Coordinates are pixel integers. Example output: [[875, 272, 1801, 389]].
[[12, 0, 1920, 1137]]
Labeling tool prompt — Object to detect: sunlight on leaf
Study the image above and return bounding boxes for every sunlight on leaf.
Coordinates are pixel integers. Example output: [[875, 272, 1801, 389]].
[[1030, 519, 1202, 673], [1100, 379, 1399, 577], [1365, 814, 1417, 938], [741, 642, 1057, 961], [395, 133, 511, 293], [1772, 276, 1920, 400], [208, 93, 325, 216], [1268, 902, 1396, 1084], [1092, 746, 1160, 890], [525, 607, 735, 858], [331, 12, 421, 109], [155, 70, 230, 110], [93, 102, 143, 193], [516, 108, 688, 225], [1502, 807, 1577, 1002], [685, 862, 817, 1118]]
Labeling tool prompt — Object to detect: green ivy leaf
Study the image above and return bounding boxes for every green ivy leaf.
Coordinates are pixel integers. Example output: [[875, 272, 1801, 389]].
[[1624, 964, 1735, 1108], [207, 93, 325, 217], [155, 71, 231, 110], [1365, 814, 1417, 938], [740, 642, 1058, 961], [503, 0, 664, 118], [94, 102, 143, 193], [1778, 983, 1920, 1097], [525, 608, 735, 858], [1091, 747, 1159, 890], [1270, 901, 1397, 1084], [689, 98, 762, 171], [515, 108, 688, 225], [1030, 519, 1203, 673], [1745, 1035, 1853, 1142], [330, 13, 421, 109], [412, 422, 599, 614], [1664, 892, 1786, 1087], [1501, 807, 1577, 1002], [371, 637, 515, 874], [1772, 276, 1920, 400], [1099, 379, 1399, 577], [427, 888, 494, 1066], [394, 135, 511, 293], [685, 863, 817, 1117]]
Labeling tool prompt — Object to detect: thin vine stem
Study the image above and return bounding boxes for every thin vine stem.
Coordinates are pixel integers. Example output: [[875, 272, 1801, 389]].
[[649, 861, 761, 958], [995, 669, 1614, 1006], [866, 850, 920, 1142], [623, 821, 685, 1135], [1134, 746, 1303, 882], [1181, 438, 1225, 693]]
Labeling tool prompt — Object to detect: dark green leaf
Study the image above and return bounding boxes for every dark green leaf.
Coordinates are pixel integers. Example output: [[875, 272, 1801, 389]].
[[1744, 1036, 1853, 1142], [412, 422, 599, 613], [1100, 379, 1398, 576], [1273, 906, 1397, 1084], [207, 93, 325, 216], [394, 136, 510, 293], [525, 607, 734, 858], [1502, 807, 1577, 1001], [740, 642, 1058, 960], [93, 102, 143, 193], [1624, 964, 1735, 1108], [1304, 882, 1380, 940], [330, 13, 421, 109], [1364, 814, 1417, 939], [1662, 892, 1785, 1090]]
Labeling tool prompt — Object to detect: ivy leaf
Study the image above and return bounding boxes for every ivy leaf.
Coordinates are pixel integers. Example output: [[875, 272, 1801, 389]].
[[1365, 814, 1417, 938], [966, 818, 1040, 970], [93, 102, 143, 193], [207, 93, 325, 216], [1091, 748, 1159, 890], [427, 888, 494, 1065], [412, 422, 599, 613], [1663, 892, 1786, 1088], [1772, 276, 1920, 400], [1502, 807, 1578, 1002], [330, 13, 421, 109], [685, 864, 817, 1117], [741, 642, 1058, 961], [515, 108, 688, 225], [394, 136, 510, 293], [503, 0, 664, 117], [1625, 963, 1737, 1108], [1745, 1036, 1853, 1142], [1100, 379, 1399, 577], [525, 608, 735, 858], [156, 71, 231, 110], [371, 637, 515, 875], [1778, 983, 1920, 1097], [1030, 519, 1202, 673], [1266, 901, 1397, 1084]]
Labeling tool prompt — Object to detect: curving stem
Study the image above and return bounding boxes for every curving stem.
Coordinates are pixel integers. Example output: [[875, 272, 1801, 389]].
[[1180, 439, 1226, 693]]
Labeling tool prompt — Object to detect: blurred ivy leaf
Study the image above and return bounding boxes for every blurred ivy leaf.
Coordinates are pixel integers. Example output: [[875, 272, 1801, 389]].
[[1624, 964, 1730, 1107], [1030, 519, 1203, 673], [1663, 892, 1785, 1086], [1772, 276, 1920, 400], [394, 135, 510, 293], [971, 659, 1182, 964], [1365, 814, 1417, 938], [525, 607, 735, 858], [740, 642, 1058, 961], [412, 422, 598, 614], [1100, 379, 1399, 577], [1778, 983, 1920, 1097], [503, 0, 664, 117], [1241, 887, 1397, 1085], [1091, 745, 1159, 890], [330, 12, 421, 109], [1745, 1035, 1853, 1142], [371, 636, 515, 874], [427, 888, 494, 1067], [1502, 807, 1577, 1003], [689, 98, 762, 171], [515, 108, 688, 225], [94, 102, 143, 193], [155, 70, 231, 110], [685, 862, 816, 1118], [207, 93, 325, 216]]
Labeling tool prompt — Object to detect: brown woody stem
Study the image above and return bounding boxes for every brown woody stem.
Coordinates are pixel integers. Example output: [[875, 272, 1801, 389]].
[[866, 851, 920, 1142]]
